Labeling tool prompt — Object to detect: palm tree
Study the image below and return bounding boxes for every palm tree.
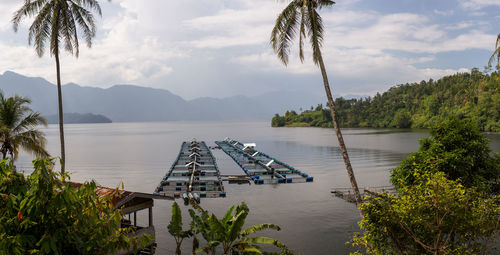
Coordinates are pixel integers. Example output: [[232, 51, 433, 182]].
[[0, 91, 49, 162], [489, 34, 500, 71], [271, 0, 362, 204], [12, 0, 104, 173]]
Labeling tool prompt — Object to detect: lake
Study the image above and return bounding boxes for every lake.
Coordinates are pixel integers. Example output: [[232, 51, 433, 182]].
[[15, 121, 500, 254]]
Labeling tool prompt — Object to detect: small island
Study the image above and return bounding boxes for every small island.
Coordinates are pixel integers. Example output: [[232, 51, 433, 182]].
[[46, 113, 112, 124]]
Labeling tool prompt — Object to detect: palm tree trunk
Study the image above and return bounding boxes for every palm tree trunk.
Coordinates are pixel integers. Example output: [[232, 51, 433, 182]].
[[317, 54, 362, 205], [55, 48, 66, 174]]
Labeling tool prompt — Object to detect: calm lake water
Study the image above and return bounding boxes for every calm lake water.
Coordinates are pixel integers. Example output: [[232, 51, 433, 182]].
[[15, 121, 500, 254]]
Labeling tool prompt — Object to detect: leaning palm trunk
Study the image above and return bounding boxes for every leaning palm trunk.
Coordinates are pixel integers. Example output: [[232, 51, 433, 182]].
[[317, 54, 362, 204], [55, 47, 66, 173], [270, 0, 363, 206]]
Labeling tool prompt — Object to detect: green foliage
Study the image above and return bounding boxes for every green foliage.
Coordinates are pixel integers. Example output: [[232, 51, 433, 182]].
[[391, 117, 500, 192], [270, 0, 335, 65], [168, 201, 192, 255], [187, 201, 291, 255], [351, 171, 500, 255], [0, 158, 152, 255], [271, 114, 286, 127], [0, 91, 49, 161], [12, 0, 103, 58], [272, 70, 500, 132]]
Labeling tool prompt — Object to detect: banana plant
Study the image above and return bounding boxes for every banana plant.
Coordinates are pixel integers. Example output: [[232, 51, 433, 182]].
[[189, 201, 290, 255], [168, 202, 193, 255]]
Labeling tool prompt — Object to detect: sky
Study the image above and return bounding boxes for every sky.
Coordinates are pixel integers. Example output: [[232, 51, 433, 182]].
[[0, 0, 499, 99]]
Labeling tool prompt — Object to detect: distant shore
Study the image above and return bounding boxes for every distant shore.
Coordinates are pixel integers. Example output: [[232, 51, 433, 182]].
[[46, 113, 112, 124]]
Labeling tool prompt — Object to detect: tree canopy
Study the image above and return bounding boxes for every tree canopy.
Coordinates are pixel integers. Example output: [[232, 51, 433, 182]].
[[390, 117, 500, 192], [352, 171, 500, 255]]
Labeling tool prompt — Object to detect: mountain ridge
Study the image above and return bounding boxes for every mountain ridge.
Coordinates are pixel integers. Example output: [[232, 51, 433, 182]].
[[0, 71, 325, 122]]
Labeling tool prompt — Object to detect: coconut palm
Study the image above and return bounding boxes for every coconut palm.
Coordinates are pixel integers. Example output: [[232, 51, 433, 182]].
[[488, 34, 500, 70], [271, 0, 362, 204], [0, 91, 49, 162], [12, 0, 104, 173]]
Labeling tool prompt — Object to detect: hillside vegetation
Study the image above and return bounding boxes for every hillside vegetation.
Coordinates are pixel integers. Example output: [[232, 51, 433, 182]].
[[272, 69, 500, 132], [45, 113, 112, 124]]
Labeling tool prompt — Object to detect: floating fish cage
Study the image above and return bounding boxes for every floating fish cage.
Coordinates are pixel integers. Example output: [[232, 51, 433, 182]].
[[215, 138, 313, 185], [154, 140, 226, 203]]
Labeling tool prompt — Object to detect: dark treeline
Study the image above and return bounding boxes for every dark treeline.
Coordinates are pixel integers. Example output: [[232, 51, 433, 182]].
[[272, 69, 500, 132]]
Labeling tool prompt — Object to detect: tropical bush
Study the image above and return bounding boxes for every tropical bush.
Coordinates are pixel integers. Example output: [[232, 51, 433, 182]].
[[351, 171, 500, 255], [0, 158, 151, 255], [167, 201, 293, 255], [390, 117, 500, 192]]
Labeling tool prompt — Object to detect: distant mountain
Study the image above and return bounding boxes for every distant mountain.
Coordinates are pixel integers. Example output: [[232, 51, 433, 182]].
[[0, 71, 328, 122], [46, 113, 112, 124]]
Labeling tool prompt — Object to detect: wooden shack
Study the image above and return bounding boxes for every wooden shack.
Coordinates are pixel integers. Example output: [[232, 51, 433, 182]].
[[72, 183, 173, 254]]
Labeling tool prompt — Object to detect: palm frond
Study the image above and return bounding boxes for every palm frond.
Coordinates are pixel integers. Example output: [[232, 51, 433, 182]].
[[316, 0, 335, 9], [12, 129, 49, 160], [13, 112, 48, 135], [12, 0, 49, 32], [80, 0, 103, 17], [306, 2, 325, 65], [488, 34, 500, 70], [270, 0, 299, 65], [299, 3, 307, 62], [28, 2, 52, 50], [70, 2, 97, 48]]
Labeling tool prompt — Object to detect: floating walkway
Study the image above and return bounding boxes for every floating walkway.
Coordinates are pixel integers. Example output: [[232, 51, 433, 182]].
[[154, 140, 225, 203], [215, 138, 313, 184], [331, 186, 397, 203]]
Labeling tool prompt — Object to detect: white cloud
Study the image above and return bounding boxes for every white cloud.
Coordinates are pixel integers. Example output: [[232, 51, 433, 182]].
[[460, 0, 500, 10], [434, 9, 454, 16], [0, 1, 22, 31]]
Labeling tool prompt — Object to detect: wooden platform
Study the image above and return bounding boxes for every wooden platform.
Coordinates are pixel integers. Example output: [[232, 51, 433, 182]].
[[331, 186, 397, 203]]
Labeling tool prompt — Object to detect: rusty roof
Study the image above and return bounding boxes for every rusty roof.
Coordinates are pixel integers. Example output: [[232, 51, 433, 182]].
[[71, 182, 173, 208]]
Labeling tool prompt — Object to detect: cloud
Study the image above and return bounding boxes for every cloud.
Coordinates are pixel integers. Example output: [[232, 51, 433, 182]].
[[0, 0, 498, 99], [434, 9, 454, 16], [0, 1, 22, 31], [460, 0, 500, 10]]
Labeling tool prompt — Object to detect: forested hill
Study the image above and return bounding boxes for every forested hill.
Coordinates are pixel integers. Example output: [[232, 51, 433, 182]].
[[272, 69, 500, 132]]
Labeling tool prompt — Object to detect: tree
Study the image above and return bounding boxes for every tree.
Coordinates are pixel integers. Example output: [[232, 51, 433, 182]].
[[351, 171, 500, 255], [0, 158, 152, 254], [0, 92, 49, 162], [12, 0, 105, 174], [392, 109, 411, 128], [189, 202, 290, 255], [168, 202, 192, 255], [391, 117, 500, 192], [271, 114, 286, 127], [489, 34, 500, 70], [271, 0, 362, 204]]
